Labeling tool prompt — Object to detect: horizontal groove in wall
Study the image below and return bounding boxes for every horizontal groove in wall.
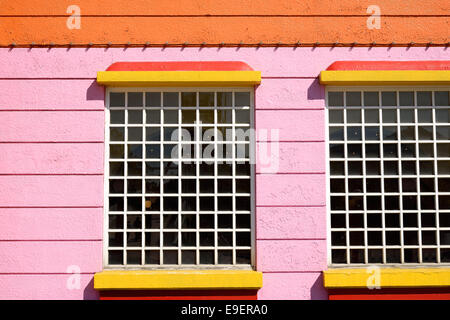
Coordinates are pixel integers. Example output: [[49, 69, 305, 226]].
[[0, 173, 103, 176], [0, 141, 104, 144], [262, 77, 317, 79], [261, 271, 324, 274], [0, 239, 102, 242], [255, 108, 325, 111], [257, 109, 323, 111], [256, 172, 325, 175], [0, 273, 96, 275], [257, 238, 326, 241], [256, 140, 325, 143], [0, 108, 323, 112], [0, 78, 96, 80], [0, 77, 316, 80], [0, 206, 103, 208], [0, 109, 104, 111], [256, 205, 325, 208]]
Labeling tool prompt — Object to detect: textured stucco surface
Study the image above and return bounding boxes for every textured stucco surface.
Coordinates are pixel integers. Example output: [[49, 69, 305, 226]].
[[2, 0, 449, 44], [0, 47, 447, 299]]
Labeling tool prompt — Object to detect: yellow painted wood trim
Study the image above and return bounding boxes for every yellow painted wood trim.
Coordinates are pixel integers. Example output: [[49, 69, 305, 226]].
[[323, 268, 450, 289], [94, 270, 263, 290], [320, 70, 450, 85], [97, 71, 261, 87]]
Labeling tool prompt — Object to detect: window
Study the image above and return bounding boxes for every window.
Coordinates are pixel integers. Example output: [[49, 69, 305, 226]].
[[105, 89, 254, 268], [327, 88, 450, 265]]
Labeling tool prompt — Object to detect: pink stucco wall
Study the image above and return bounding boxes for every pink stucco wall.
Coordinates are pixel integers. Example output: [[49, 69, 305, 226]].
[[0, 47, 446, 300]]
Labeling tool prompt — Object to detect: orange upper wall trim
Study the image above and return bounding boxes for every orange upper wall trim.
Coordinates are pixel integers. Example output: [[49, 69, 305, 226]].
[[2, 16, 449, 45], [3, 0, 449, 15]]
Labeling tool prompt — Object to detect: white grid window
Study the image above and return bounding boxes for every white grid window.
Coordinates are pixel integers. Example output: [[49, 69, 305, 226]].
[[327, 88, 450, 265], [105, 88, 254, 268]]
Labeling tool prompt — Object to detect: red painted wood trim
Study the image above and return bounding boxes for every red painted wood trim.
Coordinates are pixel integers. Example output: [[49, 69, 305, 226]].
[[326, 61, 450, 71], [100, 289, 258, 300], [105, 61, 254, 72], [329, 288, 450, 300]]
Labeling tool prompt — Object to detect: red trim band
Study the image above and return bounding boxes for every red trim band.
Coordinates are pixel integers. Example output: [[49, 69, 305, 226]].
[[326, 61, 450, 71], [106, 61, 254, 72]]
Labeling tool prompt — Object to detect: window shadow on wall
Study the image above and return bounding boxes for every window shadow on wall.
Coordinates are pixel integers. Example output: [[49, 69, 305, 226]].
[[307, 78, 325, 101], [86, 80, 105, 103], [310, 273, 328, 300]]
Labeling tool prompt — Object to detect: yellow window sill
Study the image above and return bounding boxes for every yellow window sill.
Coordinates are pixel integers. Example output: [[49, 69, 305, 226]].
[[94, 270, 263, 290], [319, 70, 450, 86], [97, 71, 261, 87], [323, 267, 450, 289]]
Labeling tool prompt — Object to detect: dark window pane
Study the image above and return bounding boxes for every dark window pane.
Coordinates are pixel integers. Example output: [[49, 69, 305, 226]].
[[126, 251, 141, 265], [200, 214, 214, 229], [400, 109, 415, 123], [399, 92, 414, 106], [109, 232, 123, 246], [218, 232, 233, 246], [128, 110, 143, 124], [110, 127, 124, 141], [110, 179, 124, 193], [347, 109, 361, 123], [163, 197, 178, 211], [199, 92, 215, 106], [200, 197, 214, 211], [332, 249, 347, 264], [110, 145, 124, 159], [200, 250, 215, 264], [109, 251, 123, 265], [182, 232, 196, 246], [382, 109, 397, 123], [331, 214, 346, 228], [181, 250, 196, 264], [347, 144, 362, 158], [109, 197, 124, 211], [329, 110, 343, 123], [181, 197, 196, 211], [436, 109, 450, 123], [163, 251, 178, 264], [328, 92, 344, 106], [181, 92, 196, 107], [127, 197, 142, 211], [145, 179, 160, 193], [381, 92, 397, 106], [346, 92, 361, 106], [364, 92, 379, 106], [110, 110, 125, 124], [417, 91, 432, 106], [235, 92, 250, 107], [146, 110, 161, 124], [146, 92, 161, 107], [236, 250, 251, 264], [218, 197, 233, 211], [217, 92, 232, 106], [435, 91, 449, 106], [109, 215, 123, 229], [110, 162, 124, 176], [127, 92, 143, 107], [163, 92, 179, 107], [110, 92, 125, 107]]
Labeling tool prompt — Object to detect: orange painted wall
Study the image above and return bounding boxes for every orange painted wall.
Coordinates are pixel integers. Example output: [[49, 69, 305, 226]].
[[1, 1, 449, 46]]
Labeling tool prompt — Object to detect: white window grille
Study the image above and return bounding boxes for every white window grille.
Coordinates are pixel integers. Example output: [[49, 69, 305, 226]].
[[326, 88, 450, 265], [105, 88, 254, 268]]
